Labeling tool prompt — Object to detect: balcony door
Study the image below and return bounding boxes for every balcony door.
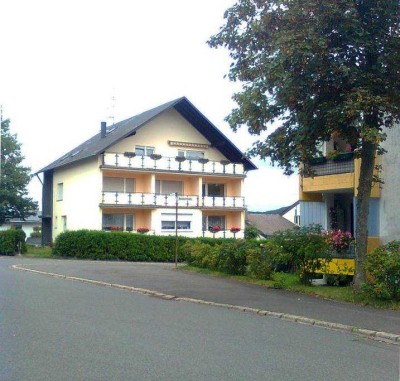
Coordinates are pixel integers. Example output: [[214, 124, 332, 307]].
[[202, 183, 225, 197]]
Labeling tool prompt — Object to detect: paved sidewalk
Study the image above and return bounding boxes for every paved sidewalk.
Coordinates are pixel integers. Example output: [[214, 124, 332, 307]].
[[8, 258, 400, 335]]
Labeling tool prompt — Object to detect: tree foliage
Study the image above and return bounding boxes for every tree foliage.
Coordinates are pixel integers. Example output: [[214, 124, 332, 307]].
[[209, 0, 400, 286], [209, 1, 400, 172], [0, 118, 38, 225]]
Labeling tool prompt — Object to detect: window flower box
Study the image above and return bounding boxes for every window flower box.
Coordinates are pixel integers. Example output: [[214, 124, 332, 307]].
[[150, 154, 162, 160], [309, 156, 327, 165], [209, 225, 222, 233], [137, 227, 149, 234], [333, 152, 354, 162], [124, 152, 136, 158], [230, 227, 241, 233]]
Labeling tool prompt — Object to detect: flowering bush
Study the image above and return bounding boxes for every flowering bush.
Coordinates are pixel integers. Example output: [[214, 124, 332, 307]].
[[230, 227, 241, 233], [324, 230, 353, 252], [137, 227, 150, 234]]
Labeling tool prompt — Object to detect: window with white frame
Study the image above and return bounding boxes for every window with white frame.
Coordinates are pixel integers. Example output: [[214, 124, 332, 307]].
[[155, 180, 183, 195], [56, 183, 64, 201], [161, 212, 192, 231], [61, 216, 67, 232], [177, 150, 204, 159], [135, 145, 155, 156], [103, 177, 135, 193], [202, 183, 225, 197], [102, 213, 135, 231], [203, 215, 226, 231]]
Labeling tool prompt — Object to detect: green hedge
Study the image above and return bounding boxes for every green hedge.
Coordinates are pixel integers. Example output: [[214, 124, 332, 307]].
[[364, 241, 400, 300], [53, 230, 190, 261], [0, 229, 27, 255]]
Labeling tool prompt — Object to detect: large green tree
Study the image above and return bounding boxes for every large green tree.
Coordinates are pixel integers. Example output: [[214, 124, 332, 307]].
[[0, 118, 38, 225], [209, 0, 400, 286]]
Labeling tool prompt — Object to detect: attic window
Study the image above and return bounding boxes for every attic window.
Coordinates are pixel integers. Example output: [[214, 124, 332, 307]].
[[168, 140, 210, 149], [107, 127, 116, 134], [59, 153, 69, 162], [70, 149, 81, 157]]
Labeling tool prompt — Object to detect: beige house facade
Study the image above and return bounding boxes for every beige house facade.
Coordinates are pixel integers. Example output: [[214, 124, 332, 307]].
[[39, 97, 256, 243]]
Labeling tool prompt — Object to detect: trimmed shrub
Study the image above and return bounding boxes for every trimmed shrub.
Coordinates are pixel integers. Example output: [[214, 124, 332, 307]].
[[364, 241, 400, 300], [0, 229, 26, 255], [53, 230, 182, 262]]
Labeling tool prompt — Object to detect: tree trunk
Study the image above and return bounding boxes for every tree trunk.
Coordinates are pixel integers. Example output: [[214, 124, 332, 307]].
[[354, 139, 377, 287]]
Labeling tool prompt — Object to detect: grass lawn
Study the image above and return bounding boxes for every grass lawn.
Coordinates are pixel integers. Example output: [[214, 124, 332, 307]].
[[23, 245, 54, 258], [179, 265, 400, 310]]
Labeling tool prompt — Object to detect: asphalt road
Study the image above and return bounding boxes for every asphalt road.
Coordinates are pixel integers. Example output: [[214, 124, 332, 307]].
[[0, 258, 398, 380], [11, 257, 400, 335]]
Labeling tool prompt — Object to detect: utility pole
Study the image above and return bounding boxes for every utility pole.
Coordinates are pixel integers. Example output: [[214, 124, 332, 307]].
[[0, 105, 2, 184], [175, 192, 178, 268]]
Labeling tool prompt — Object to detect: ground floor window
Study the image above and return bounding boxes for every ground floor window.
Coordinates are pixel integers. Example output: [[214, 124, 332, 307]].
[[161, 212, 192, 231], [202, 215, 226, 231], [161, 220, 191, 230], [102, 214, 135, 231]]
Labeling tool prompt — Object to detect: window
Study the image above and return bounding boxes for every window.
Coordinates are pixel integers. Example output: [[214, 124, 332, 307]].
[[135, 145, 155, 156], [203, 215, 226, 231], [155, 180, 183, 195], [102, 213, 135, 231], [61, 216, 67, 232], [161, 221, 191, 230], [57, 183, 64, 201], [177, 150, 204, 159], [202, 183, 225, 197], [103, 177, 135, 193]]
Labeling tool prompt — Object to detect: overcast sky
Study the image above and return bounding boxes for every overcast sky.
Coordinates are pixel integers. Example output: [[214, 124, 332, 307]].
[[0, 0, 298, 211]]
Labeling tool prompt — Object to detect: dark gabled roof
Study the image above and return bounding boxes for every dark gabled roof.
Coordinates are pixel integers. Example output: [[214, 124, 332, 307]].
[[37, 97, 257, 173], [250, 201, 299, 216], [246, 213, 297, 237]]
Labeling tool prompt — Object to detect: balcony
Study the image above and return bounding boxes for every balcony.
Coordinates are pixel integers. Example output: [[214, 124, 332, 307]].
[[305, 153, 354, 177], [100, 192, 245, 209], [102, 152, 245, 176], [202, 230, 244, 239], [302, 154, 355, 193]]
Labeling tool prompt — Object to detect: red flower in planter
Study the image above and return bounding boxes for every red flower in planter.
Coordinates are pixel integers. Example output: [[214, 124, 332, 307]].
[[137, 227, 150, 234], [110, 225, 123, 231], [209, 225, 221, 233], [230, 227, 241, 233]]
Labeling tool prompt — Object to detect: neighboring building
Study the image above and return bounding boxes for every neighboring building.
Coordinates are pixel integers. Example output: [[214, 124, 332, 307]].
[[263, 201, 300, 226], [0, 211, 41, 239], [299, 127, 400, 251], [37, 97, 257, 244], [246, 212, 297, 238]]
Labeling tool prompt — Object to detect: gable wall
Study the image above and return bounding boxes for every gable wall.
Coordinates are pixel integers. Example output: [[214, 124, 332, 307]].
[[108, 109, 227, 162]]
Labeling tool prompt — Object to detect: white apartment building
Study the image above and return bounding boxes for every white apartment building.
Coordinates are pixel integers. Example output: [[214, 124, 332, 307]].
[[38, 97, 257, 244]]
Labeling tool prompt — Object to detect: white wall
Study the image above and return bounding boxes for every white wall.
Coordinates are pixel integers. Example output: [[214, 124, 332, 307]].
[[52, 157, 102, 239], [109, 108, 227, 162], [380, 126, 400, 243]]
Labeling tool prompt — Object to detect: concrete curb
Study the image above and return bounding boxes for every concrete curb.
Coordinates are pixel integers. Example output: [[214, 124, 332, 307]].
[[12, 264, 400, 346]]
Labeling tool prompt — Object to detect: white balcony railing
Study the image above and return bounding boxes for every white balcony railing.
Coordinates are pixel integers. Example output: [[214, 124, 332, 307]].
[[101, 192, 245, 209], [202, 230, 244, 239], [102, 153, 245, 176]]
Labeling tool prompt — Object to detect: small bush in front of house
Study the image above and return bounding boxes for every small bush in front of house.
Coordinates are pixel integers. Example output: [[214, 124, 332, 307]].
[[363, 241, 400, 300], [268, 225, 330, 285], [246, 247, 273, 280], [0, 229, 26, 255]]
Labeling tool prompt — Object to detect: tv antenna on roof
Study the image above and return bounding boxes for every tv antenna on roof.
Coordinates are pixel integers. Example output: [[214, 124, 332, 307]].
[[107, 89, 116, 126]]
